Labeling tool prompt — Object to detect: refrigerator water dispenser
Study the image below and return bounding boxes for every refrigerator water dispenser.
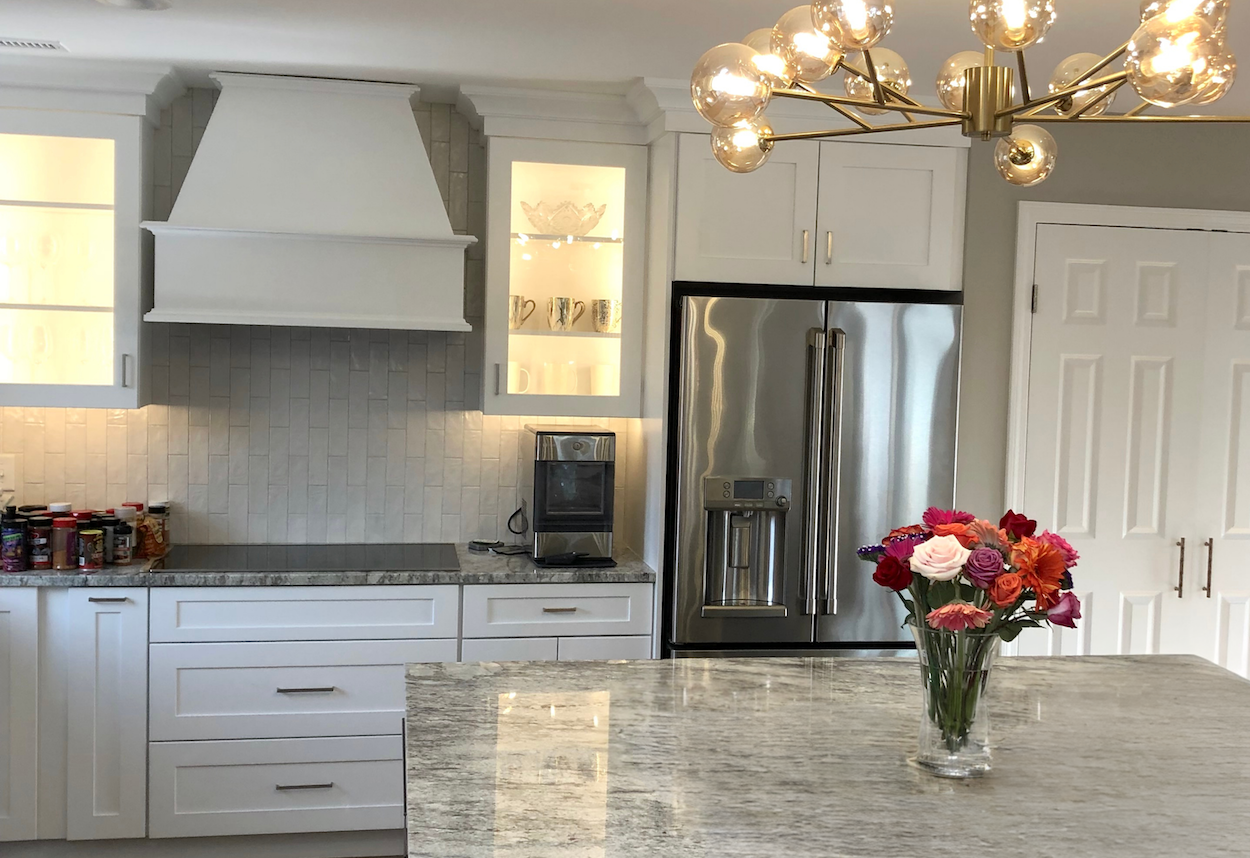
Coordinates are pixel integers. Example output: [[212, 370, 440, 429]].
[[702, 477, 791, 618]]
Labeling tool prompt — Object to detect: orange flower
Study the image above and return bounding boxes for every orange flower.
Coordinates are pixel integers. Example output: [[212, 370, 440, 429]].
[[926, 601, 994, 631], [967, 519, 1008, 549], [933, 522, 978, 548], [987, 572, 1024, 607], [1011, 538, 1065, 601]]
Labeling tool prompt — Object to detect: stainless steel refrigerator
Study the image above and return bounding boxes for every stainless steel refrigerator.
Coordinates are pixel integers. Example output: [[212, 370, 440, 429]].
[[665, 286, 961, 656]]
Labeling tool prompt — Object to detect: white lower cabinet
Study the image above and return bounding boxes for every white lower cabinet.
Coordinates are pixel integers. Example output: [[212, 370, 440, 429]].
[[462, 582, 654, 638], [148, 736, 403, 838], [462, 636, 558, 662], [0, 589, 39, 843], [462, 635, 653, 662], [66, 588, 148, 841], [557, 635, 652, 661]]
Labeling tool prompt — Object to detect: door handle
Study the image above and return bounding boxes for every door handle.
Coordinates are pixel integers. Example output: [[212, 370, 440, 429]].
[[88, 597, 129, 604], [276, 686, 336, 694], [801, 229, 810, 264], [825, 231, 833, 264], [1174, 538, 1185, 598], [275, 782, 334, 791], [801, 328, 827, 617], [1203, 538, 1214, 598], [821, 329, 845, 616]]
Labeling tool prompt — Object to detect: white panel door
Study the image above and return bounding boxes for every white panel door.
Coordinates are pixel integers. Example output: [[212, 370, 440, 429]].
[[1021, 225, 1208, 657], [674, 133, 818, 285], [1194, 233, 1250, 676], [556, 635, 652, 661], [814, 142, 965, 290], [66, 589, 148, 840], [461, 637, 558, 662], [0, 589, 38, 842]]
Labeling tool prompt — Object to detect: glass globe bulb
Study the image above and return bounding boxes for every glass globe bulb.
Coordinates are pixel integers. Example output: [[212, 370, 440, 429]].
[[691, 43, 773, 128], [743, 28, 798, 88], [994, 124, 1057, 187], [1049, 52, 1119, 116], [711, 117, 775, 174], [1140, 0, 1228, 31], [935, 50, 986, 111], [970, 0, 1057, 51], [1191, 49, 1237, 103], [812, 0, 894, 51], [772, 5, 843, 83], [1126, 15, 1222, 107], [844, 48, 910, 113]]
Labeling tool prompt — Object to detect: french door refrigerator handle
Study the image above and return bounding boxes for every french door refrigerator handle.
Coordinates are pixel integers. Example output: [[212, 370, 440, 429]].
[[821, 329, 846, 616], [801, 327, 827, 617]]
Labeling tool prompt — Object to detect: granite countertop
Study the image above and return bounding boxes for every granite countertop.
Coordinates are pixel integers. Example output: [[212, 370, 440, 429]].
[[405, 654, 1250, 857], [0, 542, 655, 586]]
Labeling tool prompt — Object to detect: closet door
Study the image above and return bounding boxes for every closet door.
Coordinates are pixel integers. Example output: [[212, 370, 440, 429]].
[[1020, 224, 1209, 657], [1193, 232, 1250, 676]]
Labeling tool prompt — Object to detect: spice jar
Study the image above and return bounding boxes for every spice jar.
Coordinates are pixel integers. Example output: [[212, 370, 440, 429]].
[[27, 516, 52, 570], [78, 529, 104, 571], [52, 518, 77, 571], [112, 521, 134, 566], [1, 507, 26, 573], [144, 502, 170, 559], [47, 502, 72, 515], [98, 516, 120, 564]]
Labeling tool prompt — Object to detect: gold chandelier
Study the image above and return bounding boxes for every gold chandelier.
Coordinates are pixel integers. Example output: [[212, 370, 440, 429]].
[[691, 0, 1242, 186]]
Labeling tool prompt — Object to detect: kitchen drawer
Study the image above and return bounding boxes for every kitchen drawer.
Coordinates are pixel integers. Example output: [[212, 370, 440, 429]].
[[462, 583, 653, 638], [148, 736, 403, 838], [149, 639, 457, 741], [557, 635, 653, 661], [149, 585, 460, 642], [461, 637, 557, 662]]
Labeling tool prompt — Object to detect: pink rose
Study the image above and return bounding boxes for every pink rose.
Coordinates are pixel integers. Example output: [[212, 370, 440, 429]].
[[908, 535, 971, 582], [1047, 592, 1082, 628], [1038, 530, 1080, 569]]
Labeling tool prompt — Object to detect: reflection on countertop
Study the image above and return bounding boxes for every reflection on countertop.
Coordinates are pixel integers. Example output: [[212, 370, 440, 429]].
[[404, 654, 1250, 858]]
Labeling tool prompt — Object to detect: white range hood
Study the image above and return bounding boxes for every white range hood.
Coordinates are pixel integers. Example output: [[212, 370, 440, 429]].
[[143, 73, 475, 330]]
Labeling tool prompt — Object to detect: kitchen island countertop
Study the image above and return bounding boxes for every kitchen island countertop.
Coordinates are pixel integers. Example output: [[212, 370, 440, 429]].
[[0, 542, 654, 586], [404, 654, 1250, 857]]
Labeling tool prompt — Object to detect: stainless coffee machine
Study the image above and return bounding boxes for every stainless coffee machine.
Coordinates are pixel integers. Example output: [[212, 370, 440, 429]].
[[702, 476, 792, 617], [519, 425, 616, 565]]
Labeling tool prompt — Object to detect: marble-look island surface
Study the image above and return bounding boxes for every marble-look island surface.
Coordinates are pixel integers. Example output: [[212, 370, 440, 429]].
[[405, 655, 1250, 857], [0, 543, 654, 586]]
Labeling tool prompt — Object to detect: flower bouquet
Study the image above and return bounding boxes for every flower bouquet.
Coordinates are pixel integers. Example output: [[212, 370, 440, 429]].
[[858, 507, 1081, 778]]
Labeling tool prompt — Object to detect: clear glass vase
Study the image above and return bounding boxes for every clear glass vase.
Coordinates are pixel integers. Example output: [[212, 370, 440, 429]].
[[909, 622, 1001, 778]]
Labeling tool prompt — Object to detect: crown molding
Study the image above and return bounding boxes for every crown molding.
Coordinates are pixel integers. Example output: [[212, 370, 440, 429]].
[[0, 56, 183, 124], [457, 84, 648, 145]]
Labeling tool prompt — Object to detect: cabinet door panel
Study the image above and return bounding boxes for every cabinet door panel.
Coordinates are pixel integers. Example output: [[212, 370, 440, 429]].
[[675, 134, 818, 285], [66, 589, 148, 840], [0, 589, 38, 842], [815, 142, 965, 290], [461, 637, 558, 662], [557, 635, 652, 661]]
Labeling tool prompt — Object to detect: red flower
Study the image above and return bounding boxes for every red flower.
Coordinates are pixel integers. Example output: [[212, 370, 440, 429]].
[[923, 507, 976, 529], [872, 555, 913, 591], [999, 510, 1037, 540]]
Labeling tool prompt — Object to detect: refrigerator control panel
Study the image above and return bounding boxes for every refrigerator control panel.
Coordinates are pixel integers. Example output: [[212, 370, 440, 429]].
[[702, 476, 792, 511]]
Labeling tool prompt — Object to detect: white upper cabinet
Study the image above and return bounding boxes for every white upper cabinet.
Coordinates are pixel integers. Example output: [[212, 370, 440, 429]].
[[815, 142, 965, 290], [674, 133, 966, 291], [674, 135, 819, 286], [482, 136, 647, 417]]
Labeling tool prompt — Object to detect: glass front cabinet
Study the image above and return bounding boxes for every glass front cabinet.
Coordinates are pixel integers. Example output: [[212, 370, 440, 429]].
[[0, 108, 150, 408], [483, 137, 646, 417]]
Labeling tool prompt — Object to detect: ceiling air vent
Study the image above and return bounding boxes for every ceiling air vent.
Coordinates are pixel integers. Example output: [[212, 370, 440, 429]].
[[0, 38, 66, 51]]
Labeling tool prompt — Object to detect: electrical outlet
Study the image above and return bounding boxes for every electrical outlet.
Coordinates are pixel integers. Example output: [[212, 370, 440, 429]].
[[0, 454, 19, 494]]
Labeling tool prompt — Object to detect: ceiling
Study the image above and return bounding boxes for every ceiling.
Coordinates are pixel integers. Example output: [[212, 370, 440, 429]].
[[1, 0, 1248, 111]]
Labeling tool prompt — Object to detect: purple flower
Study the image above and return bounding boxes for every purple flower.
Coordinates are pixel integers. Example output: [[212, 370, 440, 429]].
[[964, 547, 1005, 588], [1047, 591, 1082, 628], [857, 544, 886, 563]]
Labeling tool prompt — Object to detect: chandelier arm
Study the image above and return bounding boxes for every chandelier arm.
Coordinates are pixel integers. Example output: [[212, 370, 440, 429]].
[[793, 81, 874, 129], [1072, 79, 1127, 118], [862, 49, 887, 106], [1026, 114, 1250, 123], [1123, 101, 1152, 117], [771, 87, 965, 119], [1015, 52, 1031, 105], [1068, 41, 1131, 90], [765, 118, 963, 142], [999, 70, 1128, 117], [841, 62, 926, 108]]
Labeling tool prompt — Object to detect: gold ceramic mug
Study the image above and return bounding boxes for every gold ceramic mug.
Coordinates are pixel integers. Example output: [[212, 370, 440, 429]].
[[590, 299, 622, 333], [546, 297, 586, 331], [509, 295, 536, 330]]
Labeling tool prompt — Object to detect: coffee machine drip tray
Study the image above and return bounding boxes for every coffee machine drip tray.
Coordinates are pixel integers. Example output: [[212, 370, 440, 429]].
[[533, 552, 619, 569]]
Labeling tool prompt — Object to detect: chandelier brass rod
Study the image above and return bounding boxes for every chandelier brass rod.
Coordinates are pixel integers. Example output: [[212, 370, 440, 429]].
[[841, 62, 925, 108], [1016, 51, 1031, 104], [772, 87, 964, 118], [766, 118, 963, 142], [999, 70, 1128, 117], [1026, 113, 1250, 123], [1069, 41, 1130, 90], [794, 81, 874, 129], [1123, 101, 1152, 117], [1072, 79, 1127, 117], [863, 49, 887, 106]]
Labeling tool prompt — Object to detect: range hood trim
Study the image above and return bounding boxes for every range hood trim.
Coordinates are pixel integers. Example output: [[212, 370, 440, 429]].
[[143, 307, 472, 332], [142, 222, 478, 248]]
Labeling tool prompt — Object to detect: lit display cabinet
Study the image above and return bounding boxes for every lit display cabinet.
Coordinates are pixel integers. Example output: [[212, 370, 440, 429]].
[[483, 137, 646, 416], [0, 109, 149, 408]]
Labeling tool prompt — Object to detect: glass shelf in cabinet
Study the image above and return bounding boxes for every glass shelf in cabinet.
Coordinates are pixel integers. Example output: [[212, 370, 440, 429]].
[[508, 329, 621, 339], [511, 233, 623, 245]]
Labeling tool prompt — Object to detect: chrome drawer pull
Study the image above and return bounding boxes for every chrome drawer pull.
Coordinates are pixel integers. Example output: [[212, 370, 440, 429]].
[[276, 782, 334, 791], [276, 686, 336, 694], [88, 597, 129, 604], [541, 606, 578, 614]]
